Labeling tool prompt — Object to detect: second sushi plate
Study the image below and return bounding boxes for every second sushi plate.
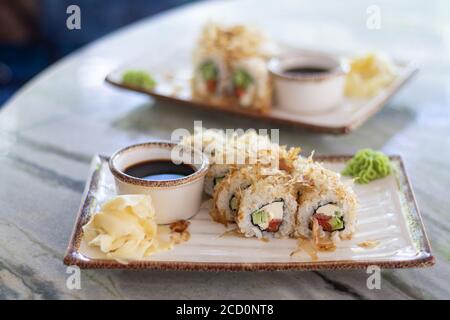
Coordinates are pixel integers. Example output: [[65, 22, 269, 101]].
[[105, 50, 417, 135], [64, 155, 433, 271]]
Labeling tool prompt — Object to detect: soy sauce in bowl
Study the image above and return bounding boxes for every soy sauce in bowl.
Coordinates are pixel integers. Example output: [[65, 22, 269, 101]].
[[124, 159, 196, 181], [282, 66, 331, 77]]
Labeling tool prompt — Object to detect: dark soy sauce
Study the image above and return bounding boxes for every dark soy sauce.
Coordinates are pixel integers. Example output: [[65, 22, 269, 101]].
[[283, 66, 330, 76], [124, 159, 196, 181]]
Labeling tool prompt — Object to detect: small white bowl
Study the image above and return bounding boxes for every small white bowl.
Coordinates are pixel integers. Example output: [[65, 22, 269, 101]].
[[109, 142, 209, 224], [269, 53, 346, 115]]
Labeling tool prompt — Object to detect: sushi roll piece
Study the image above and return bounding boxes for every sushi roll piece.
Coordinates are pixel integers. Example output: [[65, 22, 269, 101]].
[[191, 23, 276, 111], [210, 166, 257, 224], [293, 158, 358, 248], [231, 57, 272, 112], [295, 185, 357, 250], [236, 173, 298, 238], [192, 53, 230, 101]]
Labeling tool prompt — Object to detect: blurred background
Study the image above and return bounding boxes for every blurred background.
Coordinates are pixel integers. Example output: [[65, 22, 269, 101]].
[[1, 0, 449, 109], [0, 0, 199, 106]]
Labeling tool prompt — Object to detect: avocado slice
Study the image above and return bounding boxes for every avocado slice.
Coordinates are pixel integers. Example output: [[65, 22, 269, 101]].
[[229, 195, 238, 212], [328, 212, 345, 231], [233, 69, 253, 89], [251, 210, 268, 226], [200, 62, 218, 81]]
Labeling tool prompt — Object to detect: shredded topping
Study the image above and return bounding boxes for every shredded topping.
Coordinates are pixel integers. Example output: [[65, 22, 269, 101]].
[[357, 240, 380, 249], [196, 22, 266, 60], [311, 218, 336, 251], [290, 238, 318, 261], [170, 220, 190, 233], [179, 128, 299, 171]]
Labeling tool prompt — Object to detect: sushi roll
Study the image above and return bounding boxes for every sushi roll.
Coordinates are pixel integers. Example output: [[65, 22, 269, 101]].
[[231, 57, 272, 112], [293, 158, 358, 248], [210, 166, 258, 224], [191, 23, 276, 111], [236, 173, 298, 238]]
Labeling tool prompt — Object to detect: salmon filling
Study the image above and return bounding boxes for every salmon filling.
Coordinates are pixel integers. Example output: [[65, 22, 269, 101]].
[[310, 203, 345, 232]]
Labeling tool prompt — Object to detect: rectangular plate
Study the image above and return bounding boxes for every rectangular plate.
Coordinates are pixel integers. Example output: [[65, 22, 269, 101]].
[[64, 155, 434, 270], [105, 49, 417, 134]]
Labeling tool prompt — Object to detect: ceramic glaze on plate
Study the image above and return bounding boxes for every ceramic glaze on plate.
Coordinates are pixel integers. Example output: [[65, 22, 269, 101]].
[[105, 48, 417, 134], [64, 155, 434, 270]]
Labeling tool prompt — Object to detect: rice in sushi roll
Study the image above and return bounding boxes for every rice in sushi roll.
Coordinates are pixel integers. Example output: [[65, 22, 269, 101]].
[[236, 172, 298, 238], [210, 166, 259, 224], [231, 57, 271, 112]]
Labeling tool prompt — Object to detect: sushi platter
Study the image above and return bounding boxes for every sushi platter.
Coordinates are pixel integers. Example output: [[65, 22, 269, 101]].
[[105, 23, 417, 134], [64, 153, 433, 270]]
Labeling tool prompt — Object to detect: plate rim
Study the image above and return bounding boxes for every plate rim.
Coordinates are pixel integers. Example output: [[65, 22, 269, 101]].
[[104, 62, 418, 135], [63, 154, 434, 270]]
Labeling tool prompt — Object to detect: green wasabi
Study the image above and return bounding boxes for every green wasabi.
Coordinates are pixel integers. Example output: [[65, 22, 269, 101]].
[[342, 148, 392, 184], [122, 70, 156, 90]]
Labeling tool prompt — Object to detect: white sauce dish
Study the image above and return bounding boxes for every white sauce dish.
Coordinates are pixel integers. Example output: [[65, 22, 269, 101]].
[[109, 141, 209, 224], [269, 53, 346, 114]]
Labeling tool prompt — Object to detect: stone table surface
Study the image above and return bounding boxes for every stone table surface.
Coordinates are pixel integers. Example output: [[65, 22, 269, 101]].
[[0, 0, 449, 299]]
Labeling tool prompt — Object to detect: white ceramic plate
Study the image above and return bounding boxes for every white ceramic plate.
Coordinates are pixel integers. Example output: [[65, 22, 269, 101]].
[[64, 155, 433, 270]]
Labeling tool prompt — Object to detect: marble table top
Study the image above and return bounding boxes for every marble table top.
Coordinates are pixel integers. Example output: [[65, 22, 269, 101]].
[[0, 0, 449, 299]]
